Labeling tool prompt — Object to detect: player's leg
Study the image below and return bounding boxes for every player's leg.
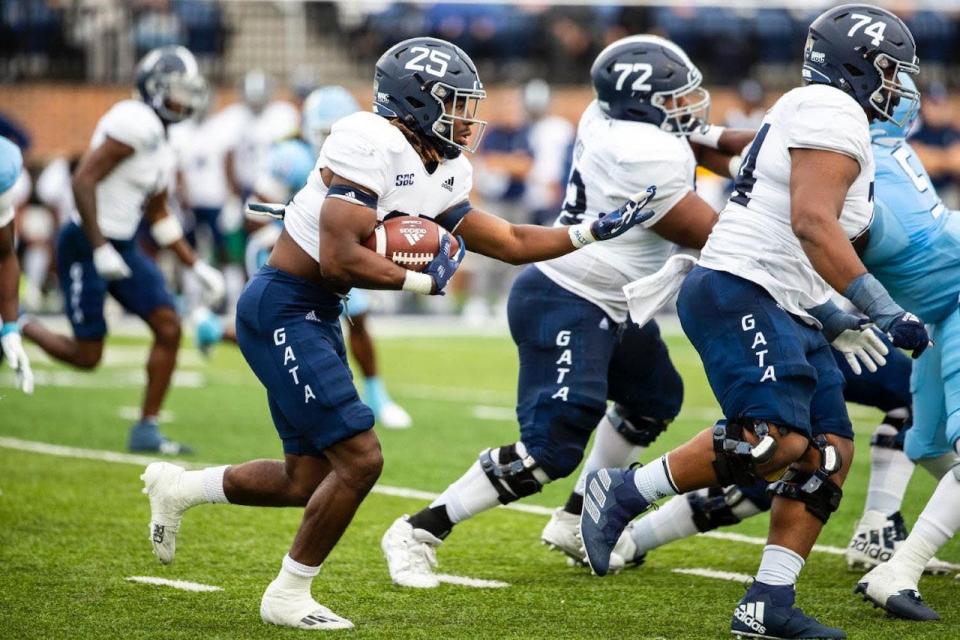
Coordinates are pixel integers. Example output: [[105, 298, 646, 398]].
[[344, 290, 411, 429], [543, 319, 682, 567], [22, 221, 107, 370], [109, 243, 190, 454], [383, 265, 614, 587], [857, 313, 960, 620]]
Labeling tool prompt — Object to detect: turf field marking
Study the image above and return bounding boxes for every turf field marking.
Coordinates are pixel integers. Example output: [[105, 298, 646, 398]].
[[12, 436, 960, 569], [435, 574, 510, 588], [126, 576, 222, 592], [118, 407, 175, 422], [471, 405, 516, 421], [672, 568, 752, 583], [0, 369, 205, 389]]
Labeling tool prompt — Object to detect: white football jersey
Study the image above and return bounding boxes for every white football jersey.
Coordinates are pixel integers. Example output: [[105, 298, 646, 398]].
[[225, 101, 300, 191], [535, 101, 696, 322], [284, 111, 473, 263], [699, 84, 875, 325], [168, 116, 231, 209], [71, 100, 174, 240]]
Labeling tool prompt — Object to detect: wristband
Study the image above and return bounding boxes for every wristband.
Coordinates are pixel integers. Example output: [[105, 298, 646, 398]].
[[1, 321, 18, 337], [402, 270, 434, 294], [844, 272, 904, 331], [568, 223, 597, 249], [688, 124, 725, 149], [150, 216, 184, 247]]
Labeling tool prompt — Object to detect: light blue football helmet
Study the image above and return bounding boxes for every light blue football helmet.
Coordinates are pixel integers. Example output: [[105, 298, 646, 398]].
[[870, 73, 921, 143], [301, 86, 360, 153]]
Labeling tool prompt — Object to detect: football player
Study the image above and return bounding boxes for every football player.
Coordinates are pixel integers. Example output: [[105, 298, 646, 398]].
[[579, 6, 927, 639], [197, 85, 414, 429], [20, 46, 224, 454], [139, 37, 653, 630], [381, 34, 755, 584], [0, 135, 33, 393]]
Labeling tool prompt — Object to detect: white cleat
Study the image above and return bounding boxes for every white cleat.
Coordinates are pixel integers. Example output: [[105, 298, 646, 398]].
[[141, 462, 191, 564], [260, 580, 354, 630], [540, 508, 638, 573], [378, 403, 413, 430], [855, 561, 940, 621], [381, 517, 441, 588], [847, 510, 897, 571]]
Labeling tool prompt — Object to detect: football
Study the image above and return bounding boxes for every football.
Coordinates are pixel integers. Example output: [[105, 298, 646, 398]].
[[362, 215, 460, 272]]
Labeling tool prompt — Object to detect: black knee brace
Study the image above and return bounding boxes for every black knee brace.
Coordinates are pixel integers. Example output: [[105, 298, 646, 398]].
[[688, 486, 748, 533], [479, 443, 548, 504], [712, 419, 778, 486], [870, 407, 912, 451], [767, 435, 843, 524], [609, 404, 671, 448]]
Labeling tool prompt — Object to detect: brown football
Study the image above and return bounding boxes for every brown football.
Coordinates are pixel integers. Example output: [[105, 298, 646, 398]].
[[362, 215, 460, 273]]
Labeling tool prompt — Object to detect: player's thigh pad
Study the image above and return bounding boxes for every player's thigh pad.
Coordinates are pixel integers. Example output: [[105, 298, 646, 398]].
[[56, 222, 108, 340], [938, 309, 960, 449], [807, 341, 854, 440], [906, 325, 950, 461], [607, 319, 684, 425], [677, 266, 817, 434], [236, 266, 373, 454], [507, 266, 618, 478], [107, 241, 176, 320], [835, 330, 912, 412]]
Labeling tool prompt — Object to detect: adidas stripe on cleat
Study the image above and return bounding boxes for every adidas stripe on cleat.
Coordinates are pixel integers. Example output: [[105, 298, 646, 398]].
[[579, 468, 651, 577]]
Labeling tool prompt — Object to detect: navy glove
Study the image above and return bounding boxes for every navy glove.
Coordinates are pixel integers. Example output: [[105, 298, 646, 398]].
[[424, 234, 466, 295], [569, 186, 657, 247], [885, 312, 931, 358]]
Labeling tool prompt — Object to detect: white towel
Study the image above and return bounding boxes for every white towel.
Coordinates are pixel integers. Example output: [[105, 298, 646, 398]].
[[622, 254, 698, 327]]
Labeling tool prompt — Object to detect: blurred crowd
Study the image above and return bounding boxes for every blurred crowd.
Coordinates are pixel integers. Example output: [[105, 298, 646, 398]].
[[3, 2, 960, 87]]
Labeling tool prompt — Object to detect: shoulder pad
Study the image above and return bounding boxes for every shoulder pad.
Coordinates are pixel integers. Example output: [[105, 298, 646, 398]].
[[331, 112, 407, 154]]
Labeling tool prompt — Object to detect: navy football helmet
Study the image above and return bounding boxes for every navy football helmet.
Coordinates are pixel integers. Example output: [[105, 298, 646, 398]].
[[591, 35, 709, 135], [802, 4, 919, 126], [373, 37, 486, 159], [135, 45, 208, 124]]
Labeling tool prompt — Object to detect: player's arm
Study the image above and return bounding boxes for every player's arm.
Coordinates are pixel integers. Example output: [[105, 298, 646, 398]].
[[318, 176, 457, 295], [791, 148, 929, 356], [224, 148, 243, 196], [650, 192, 717, 249], [690, 127, 756, 178], [144, 189, 226, 305], [0, 222, 17, 323], [451, 187, 656, 265], [72, 136, 132, 249]]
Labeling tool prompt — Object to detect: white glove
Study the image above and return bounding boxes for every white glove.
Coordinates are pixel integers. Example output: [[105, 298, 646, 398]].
[[1, 328, 34, 394], [93, 243, 132, 280], [831, 324, 889, 375], [192, 260, 226, 307]]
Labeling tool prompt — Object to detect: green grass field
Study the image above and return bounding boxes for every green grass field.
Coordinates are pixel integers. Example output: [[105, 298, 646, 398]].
[[1, 329, 958, 639]]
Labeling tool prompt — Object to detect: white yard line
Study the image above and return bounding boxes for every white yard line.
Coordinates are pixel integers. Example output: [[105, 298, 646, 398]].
[[672, 568, 753, 583], [435, 574, 510, 588], [118, 407, 175, 422], [7, 436, 958, 570], [125, 576, 222, 592], [471, 405, 517, 422], [0, 370, 205, 389]]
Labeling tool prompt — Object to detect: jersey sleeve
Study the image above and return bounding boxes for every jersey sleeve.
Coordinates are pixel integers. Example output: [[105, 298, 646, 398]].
[[609, 157, 692, 229], [101, 101, 164, 152], [320, 121, 393, 198], [783, 90, 871, 168]]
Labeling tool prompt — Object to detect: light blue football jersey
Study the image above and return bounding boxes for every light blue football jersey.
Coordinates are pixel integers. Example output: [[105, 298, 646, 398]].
[[864, 139, 960, 324], [267, 138, 316, 199]]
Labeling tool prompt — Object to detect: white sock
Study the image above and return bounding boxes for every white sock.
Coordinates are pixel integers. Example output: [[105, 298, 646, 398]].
[[179, 466, 230, 506], [573, 410, 643, 496], [864, 425, 915, 515], [755, 544, 804, 586], [889, 471, 960, 585], [273, 554, 320, 594], [630, 494, 699, 555], [631, 455, 678, 502], [431, 461, 502, 524]]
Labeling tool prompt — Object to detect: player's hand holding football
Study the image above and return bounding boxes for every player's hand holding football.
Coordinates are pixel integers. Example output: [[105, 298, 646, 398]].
[[423, 233, 466, 295], [568, 186, 657, 248], [93, 243, 132, 280]]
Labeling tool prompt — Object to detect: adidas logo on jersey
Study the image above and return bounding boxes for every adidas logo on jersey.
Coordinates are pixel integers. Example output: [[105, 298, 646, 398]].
[[441, 176, 454, 192], [305, 310, 320, 323], [734, 602, 766, 635], [400, 227, 428, 246]]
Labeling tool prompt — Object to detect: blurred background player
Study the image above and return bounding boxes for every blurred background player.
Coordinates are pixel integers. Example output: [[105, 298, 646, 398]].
[[382, 35, 753, 586], [20, 46, 225, 455], [0, 135, 34, 394], [521, 79, 575, 227], [198, 85, 413, 429], [140, 36, 651, 630]]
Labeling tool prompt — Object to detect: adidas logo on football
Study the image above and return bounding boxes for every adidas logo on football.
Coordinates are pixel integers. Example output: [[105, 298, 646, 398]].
[[441, 176, 454, 192], [400, 226, 428, 246], [734, 602, 766, 635]]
